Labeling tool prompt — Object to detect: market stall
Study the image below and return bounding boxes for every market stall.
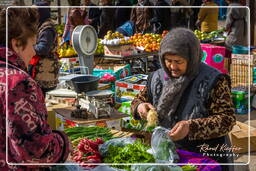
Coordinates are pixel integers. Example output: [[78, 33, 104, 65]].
[[46, 24, 256, 170]]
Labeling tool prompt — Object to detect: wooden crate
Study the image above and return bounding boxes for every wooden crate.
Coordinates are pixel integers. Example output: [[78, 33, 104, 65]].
[[230, 54, 256, 88]]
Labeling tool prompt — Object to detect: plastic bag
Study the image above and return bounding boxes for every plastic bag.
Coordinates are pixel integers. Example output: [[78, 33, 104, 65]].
[[50, 165, 85, 171], [131, 165, 183, 171], [91, 165, 126, 171], [99, 137, 136, 157], [151, 127, 179, 163]]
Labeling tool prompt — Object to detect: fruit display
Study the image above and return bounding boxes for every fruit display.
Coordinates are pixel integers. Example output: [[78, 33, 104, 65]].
[[55, 24, 64, 35], [194, 28, 225, 41], [130, 33, 162, 52], [95, 39, 104, 55], [101, 31, 132, 45], [57, 43, 77, 58]]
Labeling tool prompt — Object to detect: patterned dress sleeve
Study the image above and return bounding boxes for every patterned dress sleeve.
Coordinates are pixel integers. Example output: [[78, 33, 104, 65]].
[[7, 77, 70, 165], [188, 75, 236, 140], [131, 87, 149, 120]]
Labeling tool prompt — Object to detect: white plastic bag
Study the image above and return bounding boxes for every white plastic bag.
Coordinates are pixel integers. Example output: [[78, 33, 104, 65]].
[[151, 127, 179, 163]]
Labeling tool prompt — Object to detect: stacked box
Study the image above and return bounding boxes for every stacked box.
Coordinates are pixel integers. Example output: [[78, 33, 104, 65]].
[[230, 54, 256, 88], [115, 74, 147, 103], [93, 64, 131, 80], [201, 44, 227, 73], [59, 57, 80, 74]]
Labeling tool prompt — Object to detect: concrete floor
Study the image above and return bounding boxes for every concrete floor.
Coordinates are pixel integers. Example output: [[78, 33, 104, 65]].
[[233, 111, 256, 171]]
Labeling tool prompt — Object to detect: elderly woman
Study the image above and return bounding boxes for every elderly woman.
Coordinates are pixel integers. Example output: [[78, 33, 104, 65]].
[[131, 28, 236, 170], [0, 8, 70, 170]]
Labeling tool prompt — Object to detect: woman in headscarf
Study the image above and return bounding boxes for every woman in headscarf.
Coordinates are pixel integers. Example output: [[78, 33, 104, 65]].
[[131, 28, 236, 170], [0, 8, 70, 171]]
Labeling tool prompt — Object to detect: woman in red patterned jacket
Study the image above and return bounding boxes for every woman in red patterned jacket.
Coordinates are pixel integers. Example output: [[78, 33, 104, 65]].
[[0, 8, 70, 170]]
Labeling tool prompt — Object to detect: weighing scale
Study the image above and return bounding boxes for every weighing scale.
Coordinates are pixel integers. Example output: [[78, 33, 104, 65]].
[[86, 90, 114, 119], [72, 25, 98, 74], [64, 25, 114, 119]]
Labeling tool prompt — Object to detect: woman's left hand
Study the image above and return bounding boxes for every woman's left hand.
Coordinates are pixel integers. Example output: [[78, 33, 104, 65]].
[[168, 120, 190, 141]]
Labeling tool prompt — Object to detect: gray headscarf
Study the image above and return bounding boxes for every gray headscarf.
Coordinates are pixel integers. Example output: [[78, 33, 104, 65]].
[[157, 28, 203, 128]]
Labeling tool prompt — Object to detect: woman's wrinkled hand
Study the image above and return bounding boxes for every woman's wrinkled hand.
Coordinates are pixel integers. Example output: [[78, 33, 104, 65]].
[[137, 103, 155, 120], [168, 120, 190, 141]]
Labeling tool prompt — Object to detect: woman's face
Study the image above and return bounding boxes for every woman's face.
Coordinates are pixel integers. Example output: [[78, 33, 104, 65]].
[[164, 54, 188, 78], [11, 36, 36, 67]]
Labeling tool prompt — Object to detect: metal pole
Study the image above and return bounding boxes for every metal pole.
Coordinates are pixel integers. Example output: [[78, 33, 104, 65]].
[[249, 0, 255, 45], [57, 0, 61, 25]]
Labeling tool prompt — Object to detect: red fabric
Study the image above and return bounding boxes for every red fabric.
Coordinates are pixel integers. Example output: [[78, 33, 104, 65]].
[[29, 55, 40, 78], [0, 47, 70, 170], [29, 55, 40, 65]]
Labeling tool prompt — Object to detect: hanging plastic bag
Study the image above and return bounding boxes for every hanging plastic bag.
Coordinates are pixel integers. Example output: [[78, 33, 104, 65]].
[[151, 127, 180, 163]]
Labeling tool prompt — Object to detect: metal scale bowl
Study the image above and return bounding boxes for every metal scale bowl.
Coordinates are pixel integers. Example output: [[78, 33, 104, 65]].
[[86, 90, 114, 119]]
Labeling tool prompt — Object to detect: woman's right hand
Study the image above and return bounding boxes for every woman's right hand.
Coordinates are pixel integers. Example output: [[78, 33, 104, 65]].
[[137, 103, 155, 120]]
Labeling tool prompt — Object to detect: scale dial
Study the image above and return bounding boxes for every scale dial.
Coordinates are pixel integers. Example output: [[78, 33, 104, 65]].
[[72, 25, 98, 56]]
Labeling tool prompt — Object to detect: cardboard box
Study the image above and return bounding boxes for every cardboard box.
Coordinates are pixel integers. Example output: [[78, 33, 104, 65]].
[[52, 107, 128, 131], [93, 64, 131, 80], [229, 121, 256, 153], [47, 104, 69, 130], [115, 74, 147, 103], [59, 57, 80, 74], [201, 44, 227, 73], [104, 44, 135, 57]]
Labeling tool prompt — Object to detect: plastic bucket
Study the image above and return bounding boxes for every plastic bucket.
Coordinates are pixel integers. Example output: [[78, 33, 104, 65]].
[[231, 88, 253, 114]]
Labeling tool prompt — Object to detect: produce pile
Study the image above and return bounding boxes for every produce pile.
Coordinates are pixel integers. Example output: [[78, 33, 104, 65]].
[[101, 31, 132, 45], [102, 139, 155, 170], [64, 126, 212, 171], [64, 126, 114, 147], [57, 43, 77, 58], [55, 24, 64, 35], [72, 138, 104, 167], [130, 33, 162, 52], [194, 29, 225, 41], [95, 39, 104, 55]]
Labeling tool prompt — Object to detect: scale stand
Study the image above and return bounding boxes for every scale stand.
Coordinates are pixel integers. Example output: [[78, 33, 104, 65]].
[[71, 93, 89, 119], [72, 25, 98, 74]]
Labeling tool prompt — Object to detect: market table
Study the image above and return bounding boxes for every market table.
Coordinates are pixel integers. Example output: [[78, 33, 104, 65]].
[[53, 106, 128, 129], [94, 51, 158, 74]]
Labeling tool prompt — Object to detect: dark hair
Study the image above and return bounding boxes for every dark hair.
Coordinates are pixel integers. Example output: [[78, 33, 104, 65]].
[[0, 8, 39, 49], [35, 1, 51, 26]]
